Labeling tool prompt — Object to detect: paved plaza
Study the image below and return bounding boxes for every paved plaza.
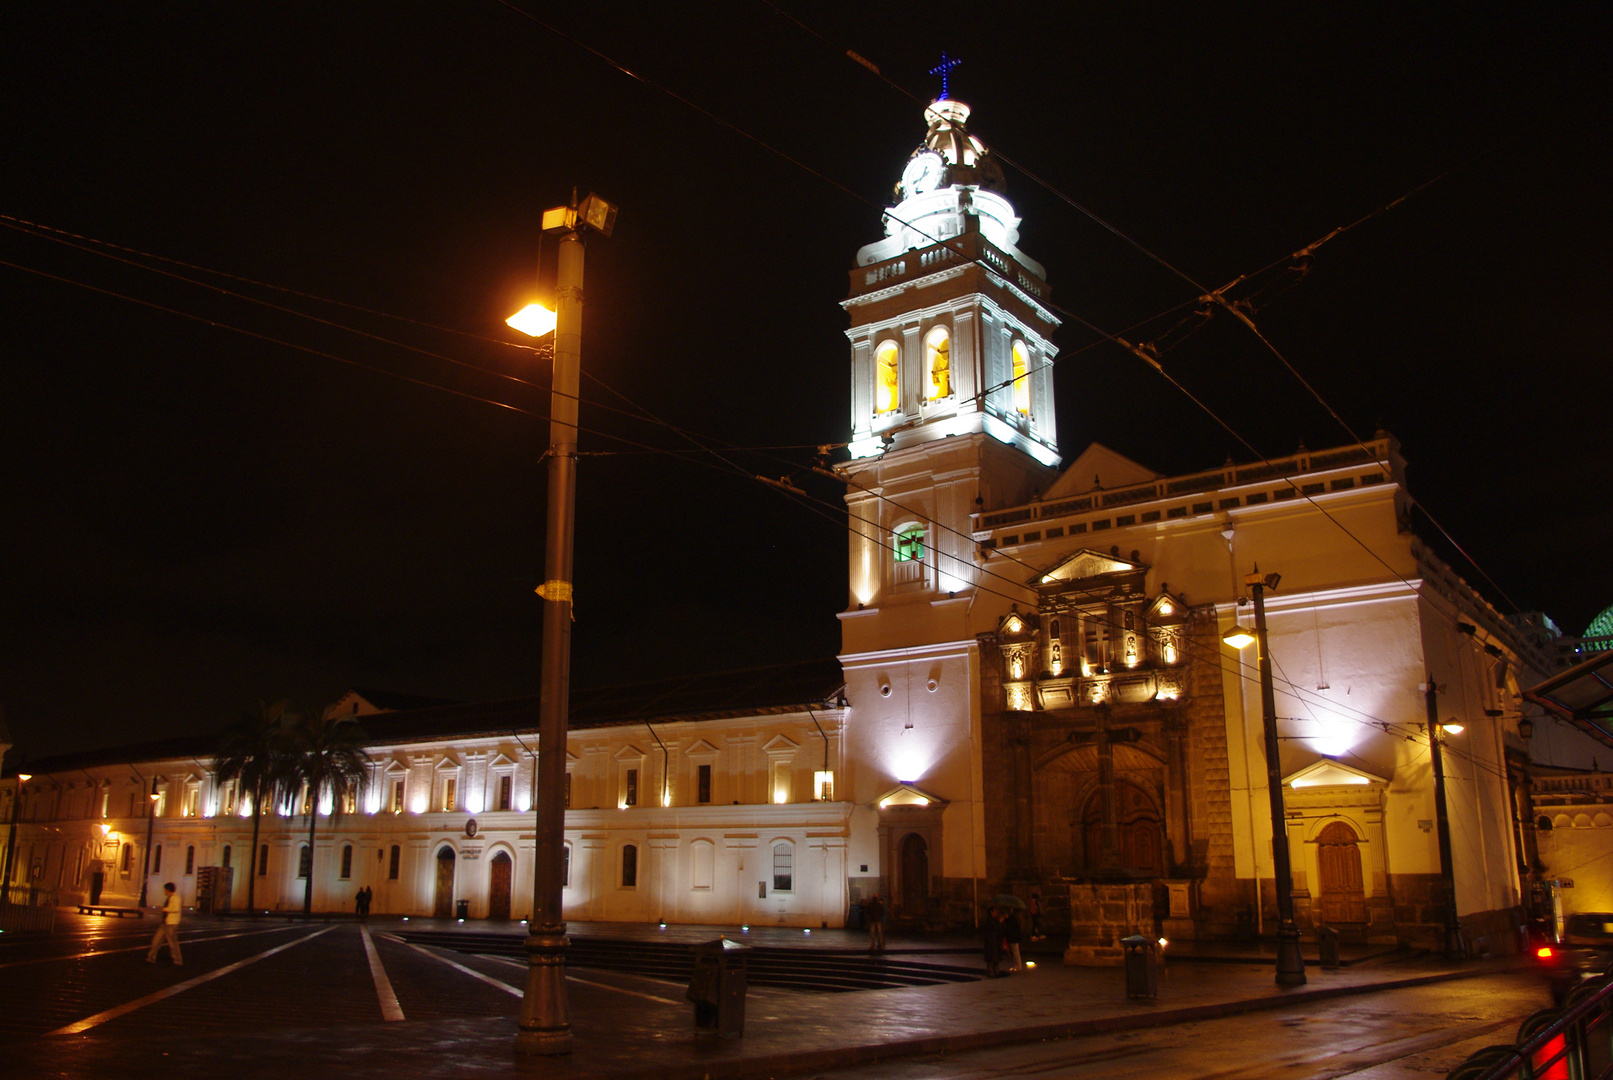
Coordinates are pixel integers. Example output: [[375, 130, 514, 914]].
[[3, 911, 1536, 1079]]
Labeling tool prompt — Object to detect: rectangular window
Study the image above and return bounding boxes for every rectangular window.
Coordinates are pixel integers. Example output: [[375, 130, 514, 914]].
[[1218, 498, 1240, 510], [772, 762, 792, 805], [562, 844, 571, 888], [1301, 482, 1325, 496], [184, 788, 199, 818], [1192, 502, 1213, 514], [1141, 511, 1161, 522], [624, 769, 638, 808], [1115, 515, 1134, 527], [298, 847, 311, 879], [1090, 520, 1110, 531], [301, 785, 313, 815], [564, 771, 572, 810], [342, 790, 356, 814], [1331, 477, 1355, 491], [388, 845, 400, 880], [392, 780, 405, 814], [772, 847, 793, 892], [442, 777, 456, 813], [621, 844, 637, 888], [185, 846, 195, 875], [498, 775, 512, 811], [1045, 526, 1064, 538], [129, 794, 140, 817], [1245, 492, 1268, 505], [340, 846, 353, 880], [258, 845, 269, 876], [697, 764, 712, 805], [223, 783, 237, 817], [1167, 506, 1187, 518], [153, 845, 163, 874]]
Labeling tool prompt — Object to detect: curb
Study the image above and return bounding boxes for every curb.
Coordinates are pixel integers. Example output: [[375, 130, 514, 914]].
[[570, 964, 1505, 1080]]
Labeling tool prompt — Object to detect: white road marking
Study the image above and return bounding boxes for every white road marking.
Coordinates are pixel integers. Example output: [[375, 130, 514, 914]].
[[478, 951, 685, 1005], [0, 923, 305, 970], [47, 926, 335, 1035], [359, 924, 405, 1021], [396, 939, 522, 997]]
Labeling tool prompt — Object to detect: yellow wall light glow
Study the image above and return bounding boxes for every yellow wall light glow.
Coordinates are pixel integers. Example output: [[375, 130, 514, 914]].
[[1223, 627, 1256, 650]]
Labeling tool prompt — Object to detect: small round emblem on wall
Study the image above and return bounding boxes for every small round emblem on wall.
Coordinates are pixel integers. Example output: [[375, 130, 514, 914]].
[[465, 819, 478, 838]]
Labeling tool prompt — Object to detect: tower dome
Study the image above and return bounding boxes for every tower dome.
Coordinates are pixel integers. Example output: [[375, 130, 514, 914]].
[[856, 100, 1044, 280]]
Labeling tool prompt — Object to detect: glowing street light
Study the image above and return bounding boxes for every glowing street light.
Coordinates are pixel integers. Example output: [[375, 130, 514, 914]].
[[506, 303, 558, 338], [1221, 626, 1256, 651]]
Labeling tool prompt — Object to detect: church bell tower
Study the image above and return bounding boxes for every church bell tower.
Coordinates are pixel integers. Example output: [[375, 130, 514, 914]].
[[839, 96, 1061, 622]]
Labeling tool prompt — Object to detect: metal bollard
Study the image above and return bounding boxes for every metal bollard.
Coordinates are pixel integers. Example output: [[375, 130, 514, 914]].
[[1121, 935, 1158, 1000]]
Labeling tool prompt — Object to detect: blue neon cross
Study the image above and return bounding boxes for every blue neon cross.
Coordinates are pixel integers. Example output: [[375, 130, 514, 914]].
[[929, 52, 962, 100]]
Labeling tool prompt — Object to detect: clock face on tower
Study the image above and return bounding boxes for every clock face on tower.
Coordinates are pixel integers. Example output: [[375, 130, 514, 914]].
[[901, 151, 946, 196]]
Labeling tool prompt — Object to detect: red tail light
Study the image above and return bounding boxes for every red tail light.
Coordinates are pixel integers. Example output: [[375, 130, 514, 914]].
[[1537, 946, 1554, 959]]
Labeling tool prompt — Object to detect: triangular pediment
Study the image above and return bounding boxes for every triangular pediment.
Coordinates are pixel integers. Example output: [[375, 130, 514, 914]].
[[684, 739, 721, 757], [487, 752, 518, 769], [1145, 592, 1187, 621], [613, 744, 646, 761], [1285, 758, 1388, 788], [1044, 443, 1161, 499], [875, 782, 949, 809], [435, 755, 461, 772], [762, 734, 800, 754], [1034, 548, 1145, 585]]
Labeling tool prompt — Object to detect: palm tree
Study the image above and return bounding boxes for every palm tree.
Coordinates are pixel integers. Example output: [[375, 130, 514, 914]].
[[213, 701, 295, 916], [284, 708, 370, 915]]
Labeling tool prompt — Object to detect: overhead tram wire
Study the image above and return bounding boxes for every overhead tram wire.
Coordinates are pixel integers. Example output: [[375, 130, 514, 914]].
[[0, 256, 1436, 760]]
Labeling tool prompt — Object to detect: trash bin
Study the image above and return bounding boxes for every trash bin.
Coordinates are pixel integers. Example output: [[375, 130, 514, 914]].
[[455, 899, 469, 920], [1317, 926, 1340, 969], [687, 937, 750, 1036], [1121, 934, 1158, 1000]]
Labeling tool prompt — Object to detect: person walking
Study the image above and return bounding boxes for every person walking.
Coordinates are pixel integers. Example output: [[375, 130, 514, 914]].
[[146, 882, 183, 966], [982, 905, 1005, 978], [361, 885, 372, 921], [864, 893, 886, 953], [1003, 906, 1025, 972]]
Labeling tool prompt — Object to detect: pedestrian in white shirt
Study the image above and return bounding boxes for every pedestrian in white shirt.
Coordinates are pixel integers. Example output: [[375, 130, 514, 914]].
[[145, 882, 183, 966]]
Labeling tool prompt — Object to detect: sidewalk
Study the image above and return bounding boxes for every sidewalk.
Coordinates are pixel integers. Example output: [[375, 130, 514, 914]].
[[20, 914, 1525, 1080]]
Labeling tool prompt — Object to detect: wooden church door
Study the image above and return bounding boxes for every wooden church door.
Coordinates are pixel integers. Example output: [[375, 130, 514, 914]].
[[1317, 821, 1368, 924]]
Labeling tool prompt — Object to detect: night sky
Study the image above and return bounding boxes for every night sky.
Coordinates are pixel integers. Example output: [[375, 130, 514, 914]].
[[4, 4, 1609, 761]]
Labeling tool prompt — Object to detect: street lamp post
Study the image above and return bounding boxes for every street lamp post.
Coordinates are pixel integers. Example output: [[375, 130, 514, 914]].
[[1225, 569, 1306, 985], [507, 192, 616, 1057], [1424, 678, 1466, 961], [138, 784, 159, 907], [2, 773, 32, 905]]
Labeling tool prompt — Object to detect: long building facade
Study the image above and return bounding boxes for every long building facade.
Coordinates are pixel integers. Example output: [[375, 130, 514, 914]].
[[5, 96, 1609, 953]]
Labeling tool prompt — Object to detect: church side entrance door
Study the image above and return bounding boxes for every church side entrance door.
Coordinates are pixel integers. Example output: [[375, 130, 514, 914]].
[[488, 852, 512, 920], [1318, 821, 1368, 924], [433, 848, 456, 919], [899, 833, 929, 915]]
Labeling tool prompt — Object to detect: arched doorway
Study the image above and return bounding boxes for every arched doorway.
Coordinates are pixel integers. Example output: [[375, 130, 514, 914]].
[[433, 848, 456, 919], [1082, 783, 1164, 875], [899, 833, 929, 914], [488, 852, 512, 920], [1317, 821, 1367, 924]]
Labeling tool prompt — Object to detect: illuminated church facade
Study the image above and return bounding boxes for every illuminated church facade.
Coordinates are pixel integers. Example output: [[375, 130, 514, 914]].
[[6, 97, 1605, 953]]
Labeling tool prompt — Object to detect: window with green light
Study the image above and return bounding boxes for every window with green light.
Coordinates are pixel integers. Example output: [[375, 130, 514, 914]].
[[894, 527, 926, 562]]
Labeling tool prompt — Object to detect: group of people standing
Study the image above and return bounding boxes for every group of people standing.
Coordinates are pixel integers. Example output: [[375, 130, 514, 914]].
[[354, 885, 373, 921]]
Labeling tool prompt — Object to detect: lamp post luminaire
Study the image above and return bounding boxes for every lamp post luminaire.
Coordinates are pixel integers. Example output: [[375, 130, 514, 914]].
[[138, 783, 160, 907], [1224, 569, 1306, 986], [2, 773, 32, 904], [506, 193, 616, 1057]]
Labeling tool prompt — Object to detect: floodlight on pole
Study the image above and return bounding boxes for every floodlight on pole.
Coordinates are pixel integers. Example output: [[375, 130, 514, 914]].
[[1222, 627, 1256, 651]]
